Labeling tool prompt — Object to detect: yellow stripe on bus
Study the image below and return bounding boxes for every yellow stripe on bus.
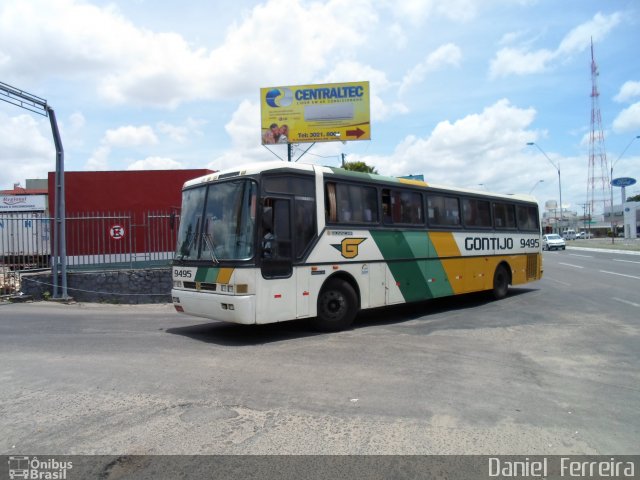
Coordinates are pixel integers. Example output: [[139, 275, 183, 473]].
[[428, 232, 461, 257], [398, 178, 428, 187], [217, 268, 234, 284]]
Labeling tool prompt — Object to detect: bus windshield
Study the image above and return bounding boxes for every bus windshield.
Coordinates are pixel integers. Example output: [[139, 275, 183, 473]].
[[176, 179, 257, 261]]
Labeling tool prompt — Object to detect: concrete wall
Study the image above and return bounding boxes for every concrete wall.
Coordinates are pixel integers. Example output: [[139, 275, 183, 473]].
[[20, 268, 172, 304]]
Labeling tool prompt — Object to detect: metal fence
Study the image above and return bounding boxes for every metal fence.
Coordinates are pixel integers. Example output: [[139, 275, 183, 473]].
[[0, 211, 179, 295]]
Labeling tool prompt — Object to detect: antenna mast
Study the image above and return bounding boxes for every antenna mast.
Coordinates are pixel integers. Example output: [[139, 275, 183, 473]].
[[587, 38, 610, 223]]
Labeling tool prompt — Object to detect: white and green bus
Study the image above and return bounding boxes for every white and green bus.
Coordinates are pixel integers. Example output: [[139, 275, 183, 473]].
[[171, 161, 542, 331]]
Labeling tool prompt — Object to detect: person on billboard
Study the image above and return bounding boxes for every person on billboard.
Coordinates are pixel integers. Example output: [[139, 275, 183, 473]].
[[262, 123, 279, 144], [276, 124, 289, 144]]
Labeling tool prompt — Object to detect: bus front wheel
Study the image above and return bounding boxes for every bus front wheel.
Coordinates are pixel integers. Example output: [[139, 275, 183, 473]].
[[312, 278, 358, 331], [492, 264, 510, 300]]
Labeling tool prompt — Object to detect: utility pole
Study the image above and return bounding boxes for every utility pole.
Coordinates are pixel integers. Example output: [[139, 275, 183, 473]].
[[341, 153, 346, 167], [579, 203, 589, 232]]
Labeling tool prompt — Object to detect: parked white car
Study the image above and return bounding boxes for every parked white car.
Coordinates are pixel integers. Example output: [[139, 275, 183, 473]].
[[542, 234, 566, 251]]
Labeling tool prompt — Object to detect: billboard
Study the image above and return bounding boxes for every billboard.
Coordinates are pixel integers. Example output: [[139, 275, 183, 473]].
[[0, 194, 47, 212], [260, 81, 370, 144]]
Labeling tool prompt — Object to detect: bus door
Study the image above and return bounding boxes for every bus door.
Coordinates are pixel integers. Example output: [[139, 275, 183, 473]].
[[258, 197, 297, 322]]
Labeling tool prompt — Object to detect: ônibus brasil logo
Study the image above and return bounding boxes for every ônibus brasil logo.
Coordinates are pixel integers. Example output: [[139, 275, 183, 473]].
[[265, 87, 293, 108], [8, 456, 73, 479]]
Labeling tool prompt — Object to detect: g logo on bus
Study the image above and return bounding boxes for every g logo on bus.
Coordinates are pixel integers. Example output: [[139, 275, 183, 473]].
[[331, 238, 366, 259]]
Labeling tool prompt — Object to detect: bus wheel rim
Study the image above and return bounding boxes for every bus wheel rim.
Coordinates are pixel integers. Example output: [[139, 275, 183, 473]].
[[322, 291, 345, 319]]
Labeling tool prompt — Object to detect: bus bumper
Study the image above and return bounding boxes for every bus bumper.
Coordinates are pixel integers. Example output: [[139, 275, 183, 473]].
[[171, 289, 256, 325]]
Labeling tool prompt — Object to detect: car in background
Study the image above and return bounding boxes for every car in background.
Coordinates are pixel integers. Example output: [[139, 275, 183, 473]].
[[542, 234, 566, 251], [575, 231, 591, 239]]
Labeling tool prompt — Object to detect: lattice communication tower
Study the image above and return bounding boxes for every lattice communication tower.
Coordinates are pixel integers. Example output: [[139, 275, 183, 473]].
[[586, 38, 610, 218]]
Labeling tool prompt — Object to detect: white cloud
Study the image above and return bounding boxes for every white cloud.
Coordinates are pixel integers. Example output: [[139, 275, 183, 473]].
[[203, 100, 267, 172], [614, 81, 640, 103], [400, 43, 462, 95], [0, 113, 53, 187], [84, 145, 110, 171], [103, 125, 158, 148], [0, 0, 378, 108], [62, 111, 87, 150], [322, 60, 408, 121], [347, 99, 540, 191], [83, 124, 158, 171], [388, 23, 408, 49], [224, 100, 261, 150], [157, 117, 207, 144], [157, 122, 189, 144], [426, 43, 463, 70], [498, 30, 528, 47], [68, 112, 85, 130], [489, 12, 621, 78], [612, 103, 640, 133], [489, 47, 554, 78], [0, 0, 142, 78], [556, 12, 621, 55], [389, 0, 478, 25], [127, 156, 184, 170]]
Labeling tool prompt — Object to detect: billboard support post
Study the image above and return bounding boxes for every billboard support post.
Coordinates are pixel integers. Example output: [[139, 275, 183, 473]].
[[0, 81, 68, 299]]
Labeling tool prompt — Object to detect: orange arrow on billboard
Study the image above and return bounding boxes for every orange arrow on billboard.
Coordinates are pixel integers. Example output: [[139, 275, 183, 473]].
[[346, 127, 366, 138]]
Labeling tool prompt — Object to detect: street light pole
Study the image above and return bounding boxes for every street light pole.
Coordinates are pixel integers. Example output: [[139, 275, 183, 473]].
[[527, 142, 562, 233], [529, 179, 544, 194], [609, 135, 640, 243]]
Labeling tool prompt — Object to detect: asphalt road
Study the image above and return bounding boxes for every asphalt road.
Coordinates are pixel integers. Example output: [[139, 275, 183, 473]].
[[0, 249, 638, 455]]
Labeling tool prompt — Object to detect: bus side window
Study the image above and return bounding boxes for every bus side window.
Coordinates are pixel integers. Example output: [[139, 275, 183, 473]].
[[494, 202, 516, 229], [333, 183, 378, 224], [382, 189, 392, 223], [463, 198, 491, 228], [325, 183, 337, 223], [428, 195, 460, 227], [516, 204, 539, 231]]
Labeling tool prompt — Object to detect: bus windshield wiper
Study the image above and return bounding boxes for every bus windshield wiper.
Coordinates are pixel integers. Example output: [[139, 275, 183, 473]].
[[201, 233, 220, 264], [177, 232, 196, 260]]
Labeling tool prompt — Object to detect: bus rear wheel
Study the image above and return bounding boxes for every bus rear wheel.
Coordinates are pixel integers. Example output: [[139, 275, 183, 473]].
[[492, 264, 510, 300], [311, 278, 358, 332]]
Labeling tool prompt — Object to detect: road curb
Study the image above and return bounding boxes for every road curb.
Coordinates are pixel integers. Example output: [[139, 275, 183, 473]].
[[566, 246, 640, 255]]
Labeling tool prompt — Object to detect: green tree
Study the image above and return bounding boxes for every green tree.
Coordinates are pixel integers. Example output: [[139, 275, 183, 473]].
[[342, 161, 378, 174], [627, 194, 640, 202]]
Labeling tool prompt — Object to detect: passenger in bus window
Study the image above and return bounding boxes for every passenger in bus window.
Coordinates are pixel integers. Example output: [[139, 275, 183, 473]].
[[261, 205, 274, 257]]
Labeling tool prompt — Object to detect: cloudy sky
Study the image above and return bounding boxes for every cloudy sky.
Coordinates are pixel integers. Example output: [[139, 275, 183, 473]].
[[1, 0, 639, 212]]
